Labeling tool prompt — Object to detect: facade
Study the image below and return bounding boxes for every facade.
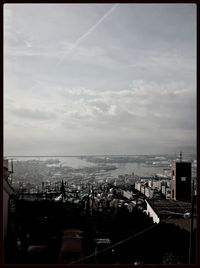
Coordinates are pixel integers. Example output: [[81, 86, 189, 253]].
[[135, 181, 141, 192], [152, 180, 162, 191], [144, 200, 160, 224], [135, 179, 170, 199], [140, 185, 145, 195], [171, 161, 191, 202], [144, 187, 154, 199], [122, 190, 132, 200], [161, 185, 171, 199]]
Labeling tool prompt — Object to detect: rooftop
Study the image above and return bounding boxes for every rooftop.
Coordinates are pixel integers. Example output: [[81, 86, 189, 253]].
[[148, 199, 193, 216]]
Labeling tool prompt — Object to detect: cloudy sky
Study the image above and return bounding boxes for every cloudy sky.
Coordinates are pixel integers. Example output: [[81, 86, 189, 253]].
[[4, 3, 196, 155]]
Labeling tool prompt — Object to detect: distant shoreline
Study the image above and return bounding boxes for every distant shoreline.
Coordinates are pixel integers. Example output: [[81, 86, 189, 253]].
[[4, 153, 196, 158]]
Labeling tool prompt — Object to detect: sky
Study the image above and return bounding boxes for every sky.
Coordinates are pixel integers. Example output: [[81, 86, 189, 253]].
[[4, 3, 196, 156]]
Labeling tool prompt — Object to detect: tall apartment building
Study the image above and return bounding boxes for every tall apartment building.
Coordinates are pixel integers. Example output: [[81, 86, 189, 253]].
[[171, 156, 191, 202]]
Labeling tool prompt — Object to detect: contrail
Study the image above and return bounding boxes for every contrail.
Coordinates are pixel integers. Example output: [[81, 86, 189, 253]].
[[56, 4, 118, 66]]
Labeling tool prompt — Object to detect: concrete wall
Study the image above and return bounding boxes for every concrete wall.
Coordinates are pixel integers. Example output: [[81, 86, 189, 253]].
[[144, 200, 160, 224]]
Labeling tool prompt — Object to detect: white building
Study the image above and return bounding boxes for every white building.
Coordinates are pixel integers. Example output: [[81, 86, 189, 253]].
[[144, 200, 160, 224], [144, 187, 154, 199], [140, 185, 145, 194], [123, 190, 132, 200], [135, 181, 141, 192], [152, 180, 162, 190]]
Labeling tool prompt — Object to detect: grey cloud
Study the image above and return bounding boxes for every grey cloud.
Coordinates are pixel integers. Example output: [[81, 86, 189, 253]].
[[12, 108, 56, 121], [4, 4, 196, 155]]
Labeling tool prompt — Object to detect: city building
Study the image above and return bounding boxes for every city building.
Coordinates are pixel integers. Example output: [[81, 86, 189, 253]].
[[135, 178, 170, 200], [171, 154, 192, 202], [161, 185, 171, 199], [144, 186, 154, 199]]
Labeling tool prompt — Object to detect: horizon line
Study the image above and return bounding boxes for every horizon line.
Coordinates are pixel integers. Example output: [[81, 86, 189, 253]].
[[4, 153, 196, 158]]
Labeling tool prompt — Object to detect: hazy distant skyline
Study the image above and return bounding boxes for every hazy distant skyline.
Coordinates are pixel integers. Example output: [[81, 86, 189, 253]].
[[4, 4, 196, 155]]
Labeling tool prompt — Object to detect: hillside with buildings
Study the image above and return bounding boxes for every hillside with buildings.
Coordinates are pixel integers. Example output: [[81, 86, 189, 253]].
[[3, 154, 197, 264]]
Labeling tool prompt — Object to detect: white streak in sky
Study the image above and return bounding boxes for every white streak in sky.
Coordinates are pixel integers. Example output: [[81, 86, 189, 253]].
[[56, 4, 118, 66]]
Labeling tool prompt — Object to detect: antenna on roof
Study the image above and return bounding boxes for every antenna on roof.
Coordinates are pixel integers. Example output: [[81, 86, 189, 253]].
[[180, 151, 182, 162]]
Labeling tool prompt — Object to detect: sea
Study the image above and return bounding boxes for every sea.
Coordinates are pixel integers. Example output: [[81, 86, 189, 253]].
[[8, 156, 172, 178]]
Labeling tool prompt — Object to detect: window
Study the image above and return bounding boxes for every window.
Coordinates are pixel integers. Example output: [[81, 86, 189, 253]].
[[181, 177, 186, 182]]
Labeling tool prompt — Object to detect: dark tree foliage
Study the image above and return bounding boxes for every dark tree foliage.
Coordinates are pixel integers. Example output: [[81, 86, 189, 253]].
[[4, 199, 191, 264]]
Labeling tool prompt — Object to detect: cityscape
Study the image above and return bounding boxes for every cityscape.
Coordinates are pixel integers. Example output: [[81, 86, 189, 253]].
[[3, 153, 197, 264], [3, 3, 197, 266]]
